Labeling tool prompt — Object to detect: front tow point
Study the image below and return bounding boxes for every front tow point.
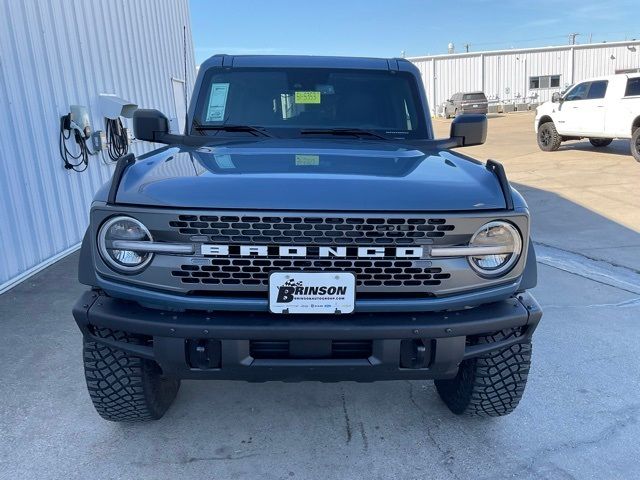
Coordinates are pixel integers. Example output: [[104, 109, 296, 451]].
[[400, 339, 429, 369]]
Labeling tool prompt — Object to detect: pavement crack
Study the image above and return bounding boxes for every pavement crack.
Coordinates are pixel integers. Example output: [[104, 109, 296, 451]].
[[535, 241, 640, 276], [131, 453, 257, 466], [491, 403, 640, 480], [543, 297, 640, 309], [535, 242, 640, 295], [406, 381, 460, 480], [358, 422, 369, 451], [340, 391, 352, 444]]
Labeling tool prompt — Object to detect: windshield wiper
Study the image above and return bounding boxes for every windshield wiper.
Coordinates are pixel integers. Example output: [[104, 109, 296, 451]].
[[299, 128, 391, 140], [193, 123, 273, 137]]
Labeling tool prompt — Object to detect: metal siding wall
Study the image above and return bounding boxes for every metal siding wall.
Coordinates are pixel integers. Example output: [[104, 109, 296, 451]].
[[410, 41, 640, 113], [0, 0, 195, 289], [435, 56, 483, 106], [414, 59, 434, 114], [574, 44, 640, 80]]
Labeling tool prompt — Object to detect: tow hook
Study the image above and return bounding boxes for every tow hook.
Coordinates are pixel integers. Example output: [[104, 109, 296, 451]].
[[400, 339, 430, 369]]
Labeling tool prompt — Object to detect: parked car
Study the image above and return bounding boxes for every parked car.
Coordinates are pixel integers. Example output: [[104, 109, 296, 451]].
[[73, 55, 541, 422], [444, 91, 489, 118], [535, 73, 640, 161]]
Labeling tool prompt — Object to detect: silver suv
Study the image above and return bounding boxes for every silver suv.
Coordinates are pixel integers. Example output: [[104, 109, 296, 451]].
[[444, 91, 489, 118]]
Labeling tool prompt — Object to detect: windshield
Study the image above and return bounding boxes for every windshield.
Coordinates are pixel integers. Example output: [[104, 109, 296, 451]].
[[192, 67, 429, 139]]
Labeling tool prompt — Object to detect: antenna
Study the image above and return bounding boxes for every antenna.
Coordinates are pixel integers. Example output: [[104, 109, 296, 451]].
[[183, 25, 189, 135]]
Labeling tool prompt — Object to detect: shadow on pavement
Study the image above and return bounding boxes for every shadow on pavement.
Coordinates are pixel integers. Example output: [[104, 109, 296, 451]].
[[558, 139, 633, 158], [512, 182, 640, 271]]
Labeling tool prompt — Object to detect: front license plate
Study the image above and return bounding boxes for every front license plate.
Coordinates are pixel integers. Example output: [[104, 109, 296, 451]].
[[473, 104, 479, 107], [269, 272, 356, 314]]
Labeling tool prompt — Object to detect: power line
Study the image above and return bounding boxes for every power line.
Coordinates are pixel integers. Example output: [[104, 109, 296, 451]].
[[451, 30, 638, 52]]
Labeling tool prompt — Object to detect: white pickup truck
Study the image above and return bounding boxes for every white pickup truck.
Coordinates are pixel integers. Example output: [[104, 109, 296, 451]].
[[535, 73, 640, 161]]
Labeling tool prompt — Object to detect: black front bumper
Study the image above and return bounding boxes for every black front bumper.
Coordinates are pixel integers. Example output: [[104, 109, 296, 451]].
[[73, 290, 542, 382]]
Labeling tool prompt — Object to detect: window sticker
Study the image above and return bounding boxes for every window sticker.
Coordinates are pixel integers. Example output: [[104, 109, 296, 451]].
[[214, 154, 235, 169], [295, 154, 320, 166], [294, 91, 321, 104], [206, 83, 230, 121]]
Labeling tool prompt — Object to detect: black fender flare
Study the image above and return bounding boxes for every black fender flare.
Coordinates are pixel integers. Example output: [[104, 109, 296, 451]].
[[518, 239, 538, 291], [78, 229, 98, 286]]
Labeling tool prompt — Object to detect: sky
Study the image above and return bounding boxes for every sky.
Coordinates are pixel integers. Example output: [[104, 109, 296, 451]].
[[190, 0, 639, 64]]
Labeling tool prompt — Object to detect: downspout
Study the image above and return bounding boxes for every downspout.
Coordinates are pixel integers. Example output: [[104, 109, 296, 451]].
[[481, 53, 485, 93], [570, 46, 575, 84], [432, 57, 436, 116], [523, 57, 528, 102]]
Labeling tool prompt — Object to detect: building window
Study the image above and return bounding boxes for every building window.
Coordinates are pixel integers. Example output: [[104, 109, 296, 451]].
[[530, 75, 561, 89]]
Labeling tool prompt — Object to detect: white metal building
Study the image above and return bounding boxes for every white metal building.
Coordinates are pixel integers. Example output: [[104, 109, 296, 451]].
[[409, 40, 640, 114], [0, 0, 196, 292]]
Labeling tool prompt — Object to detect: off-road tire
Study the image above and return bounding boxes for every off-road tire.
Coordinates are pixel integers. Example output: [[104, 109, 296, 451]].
[[435, 329, 532, 417], [83, 328, 180, 422], [589, 138, 612, 147], [632, 128, 640, 162], [537, 121, 561, 151]]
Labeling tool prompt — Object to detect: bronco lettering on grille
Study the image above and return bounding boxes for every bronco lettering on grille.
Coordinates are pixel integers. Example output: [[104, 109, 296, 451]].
[[201, 244, 425, 258]]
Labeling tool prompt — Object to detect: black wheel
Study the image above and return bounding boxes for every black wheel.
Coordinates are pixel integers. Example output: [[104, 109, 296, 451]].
[[83, 328, 180, 422], [435, 329, 532, 417], [632, 128, 640, 162], [537, 122, 561, 151], [589, 138, 613, 147]]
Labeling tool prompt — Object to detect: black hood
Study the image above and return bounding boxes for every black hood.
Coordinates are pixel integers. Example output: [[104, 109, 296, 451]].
[[111, 139, 507, 211]]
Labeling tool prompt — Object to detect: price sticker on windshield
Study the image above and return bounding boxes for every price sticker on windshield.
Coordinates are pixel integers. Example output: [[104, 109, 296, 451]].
[[206, 83, 230, 121], [295, 91, 321, 104]]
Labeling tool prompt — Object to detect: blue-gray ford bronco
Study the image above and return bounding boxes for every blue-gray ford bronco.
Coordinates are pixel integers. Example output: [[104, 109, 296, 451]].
[[73, 55, 542, 422]]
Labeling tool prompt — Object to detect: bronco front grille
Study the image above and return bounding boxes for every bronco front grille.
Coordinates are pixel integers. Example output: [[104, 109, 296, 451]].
[[171, 258, 451, 288], [94, 207, 529, 300], [169, 214, 455, 245]]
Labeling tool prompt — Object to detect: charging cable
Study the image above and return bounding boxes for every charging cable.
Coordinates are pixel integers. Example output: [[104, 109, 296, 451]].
[[59, 114, 90, 172], [105, 118, 129, 161]]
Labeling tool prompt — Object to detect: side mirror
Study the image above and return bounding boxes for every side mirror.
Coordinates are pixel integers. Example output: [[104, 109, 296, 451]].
[[551, 92, 562, 103], [450, 114, 487, 147], [133, 109, 169, 142]]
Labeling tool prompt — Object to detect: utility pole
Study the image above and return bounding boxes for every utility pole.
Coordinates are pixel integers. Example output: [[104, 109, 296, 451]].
[[463, 43, 470, 53], [568, 33, 580, 45]]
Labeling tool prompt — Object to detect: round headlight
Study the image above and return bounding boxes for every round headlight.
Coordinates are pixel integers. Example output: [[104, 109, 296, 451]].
[[468, 221, 522, 277], [98, 216, 153, 273]]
